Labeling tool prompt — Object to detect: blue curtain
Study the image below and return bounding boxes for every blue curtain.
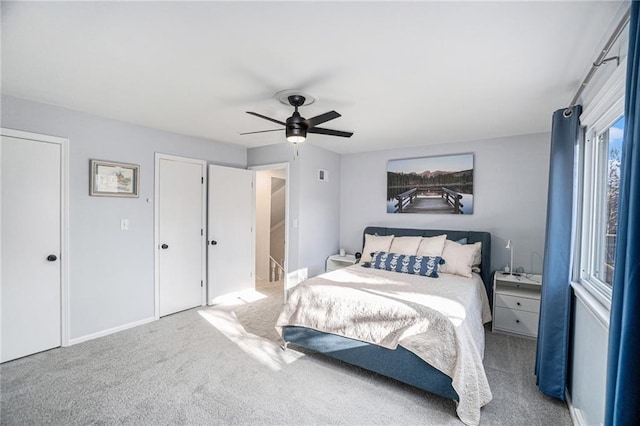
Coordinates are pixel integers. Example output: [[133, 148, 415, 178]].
[[606, 2, 640, 424], [535, 104, 582, 399]]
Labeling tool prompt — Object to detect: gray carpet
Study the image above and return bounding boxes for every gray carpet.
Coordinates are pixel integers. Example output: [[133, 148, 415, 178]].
[[1, 281, 571, 425]]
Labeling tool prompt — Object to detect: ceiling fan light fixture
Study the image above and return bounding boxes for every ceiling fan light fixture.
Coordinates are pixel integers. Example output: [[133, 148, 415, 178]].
[[286, 126, 306, 143], [287, 135, 306, 143]]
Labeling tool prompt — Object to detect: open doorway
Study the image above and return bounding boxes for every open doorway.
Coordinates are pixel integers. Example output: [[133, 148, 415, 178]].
[[253, 165, 288, 304]]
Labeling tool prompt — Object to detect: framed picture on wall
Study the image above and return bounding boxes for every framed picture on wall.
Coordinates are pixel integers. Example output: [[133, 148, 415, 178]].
[[387, 153, 474, 214], [90, 159, 140, 197]]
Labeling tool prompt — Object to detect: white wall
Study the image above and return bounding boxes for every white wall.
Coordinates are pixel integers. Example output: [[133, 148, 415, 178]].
[[1, 95, 246, 340], [569, 291, 609, 425], [248, 142, 341, 279], [340, 132, 551, 273], [298, 144, 341, 277]]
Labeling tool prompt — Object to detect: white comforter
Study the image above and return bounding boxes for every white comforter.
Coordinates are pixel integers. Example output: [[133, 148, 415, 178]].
[[276, 264, 492, 426]]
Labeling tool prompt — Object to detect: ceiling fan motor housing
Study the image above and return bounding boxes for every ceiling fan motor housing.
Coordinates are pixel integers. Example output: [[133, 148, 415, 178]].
[[286, 110, 307, 140]]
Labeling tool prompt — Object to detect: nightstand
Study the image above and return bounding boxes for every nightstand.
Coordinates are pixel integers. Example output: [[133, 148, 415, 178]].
[[492, 272, 542, 338], [326, 254, 357, 272]]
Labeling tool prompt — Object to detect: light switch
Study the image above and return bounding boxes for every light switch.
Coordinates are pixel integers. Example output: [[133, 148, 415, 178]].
[[121, 218, 129, 231]]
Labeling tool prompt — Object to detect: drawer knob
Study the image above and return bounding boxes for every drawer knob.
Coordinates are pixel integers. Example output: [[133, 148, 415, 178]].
[[516, 319, 520, 323], [517, 302, 521, 306]]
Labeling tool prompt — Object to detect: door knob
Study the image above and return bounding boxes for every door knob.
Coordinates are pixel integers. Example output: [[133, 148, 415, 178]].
[[210, 240, 217, 246], [161, 244, 169, 249], [47, 254, 58, 262]]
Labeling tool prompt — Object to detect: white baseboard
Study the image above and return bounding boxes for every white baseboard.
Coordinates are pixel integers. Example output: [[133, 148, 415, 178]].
[[68, 316, 156, 346], [566, 388, 587, 426]]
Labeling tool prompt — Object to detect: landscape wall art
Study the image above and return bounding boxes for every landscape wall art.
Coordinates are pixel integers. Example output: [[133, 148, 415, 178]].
[[387, 153, 474, 214]]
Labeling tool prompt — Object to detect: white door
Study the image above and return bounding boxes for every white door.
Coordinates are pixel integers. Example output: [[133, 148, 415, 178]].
[[1, 135, 61, 362], [157, 157, 205, 316], [208, 165, 254, 302]]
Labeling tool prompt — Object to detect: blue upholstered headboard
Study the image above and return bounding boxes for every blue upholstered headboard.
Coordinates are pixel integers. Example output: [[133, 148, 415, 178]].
[[362, 226, 493, 304]]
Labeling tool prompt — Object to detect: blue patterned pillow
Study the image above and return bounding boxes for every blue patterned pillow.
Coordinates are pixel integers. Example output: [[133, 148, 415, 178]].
[[369, 251, 444, 278]]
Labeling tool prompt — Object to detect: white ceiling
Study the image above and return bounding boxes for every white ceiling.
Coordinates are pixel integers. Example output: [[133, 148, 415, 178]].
[[1, 1, 627, 154]]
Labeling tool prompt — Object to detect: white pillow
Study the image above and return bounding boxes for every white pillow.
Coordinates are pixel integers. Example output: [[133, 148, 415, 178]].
[[439, 239, 481, 278], [361, 234, 394, 263], [416, 234, 447, 257], [389, 236, 422, 256], [471, 242, 482, 266]]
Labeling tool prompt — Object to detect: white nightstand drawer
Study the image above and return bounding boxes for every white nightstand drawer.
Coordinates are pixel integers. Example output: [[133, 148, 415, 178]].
[[494, 307, 539, 337], [495, 293, 540, 314]]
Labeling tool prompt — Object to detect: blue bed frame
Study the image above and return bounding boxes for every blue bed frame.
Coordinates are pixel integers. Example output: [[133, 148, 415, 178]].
[[282, 227, 492, 402]]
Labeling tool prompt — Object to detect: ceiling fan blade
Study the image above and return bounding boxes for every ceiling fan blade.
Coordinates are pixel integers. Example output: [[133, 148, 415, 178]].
[[305, 111, 341, 128], [240, 129, 283, 135], [308, 127, 354, 138], [246, 111, 286, 126]]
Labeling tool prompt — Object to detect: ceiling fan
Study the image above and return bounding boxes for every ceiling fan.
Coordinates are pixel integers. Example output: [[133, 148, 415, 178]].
[[241, 94, 353, 143]]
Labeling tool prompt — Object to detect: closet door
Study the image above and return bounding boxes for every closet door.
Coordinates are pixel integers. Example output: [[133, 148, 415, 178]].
[[157, 156, 205, 316], [1, 135, 62, 362]]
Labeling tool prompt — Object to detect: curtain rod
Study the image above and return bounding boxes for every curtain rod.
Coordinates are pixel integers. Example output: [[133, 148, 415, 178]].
[[567, 7, 631, 113]]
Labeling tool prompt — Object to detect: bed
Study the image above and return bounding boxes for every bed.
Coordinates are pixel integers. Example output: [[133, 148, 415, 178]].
[[276, 227, 493, 426]]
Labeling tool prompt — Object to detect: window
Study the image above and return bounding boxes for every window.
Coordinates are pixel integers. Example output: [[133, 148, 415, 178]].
[[594, 116, 624, 286], [579, 66, 626, 306], [602, 117, 624, 285]]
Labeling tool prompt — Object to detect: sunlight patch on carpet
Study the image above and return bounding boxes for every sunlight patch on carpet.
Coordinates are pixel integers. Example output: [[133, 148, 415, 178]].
[[198, 309, 303, 371], [209, 289, 268, 307]]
